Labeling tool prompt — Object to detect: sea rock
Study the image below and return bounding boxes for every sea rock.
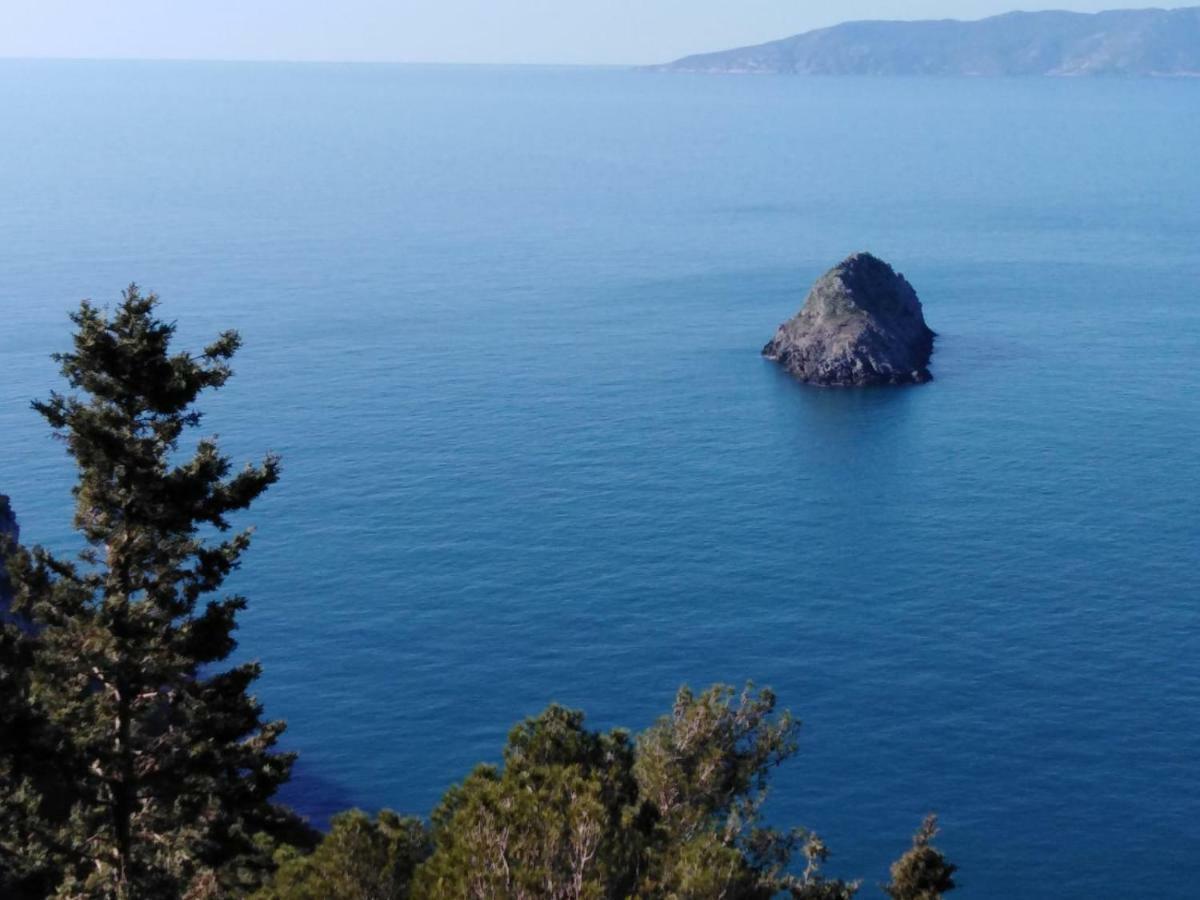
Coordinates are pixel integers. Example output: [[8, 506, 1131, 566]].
[[763, 253, 935, 386]]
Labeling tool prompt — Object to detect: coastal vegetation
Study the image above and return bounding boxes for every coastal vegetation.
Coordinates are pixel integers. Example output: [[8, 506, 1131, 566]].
[[0, 292, 955, 898]]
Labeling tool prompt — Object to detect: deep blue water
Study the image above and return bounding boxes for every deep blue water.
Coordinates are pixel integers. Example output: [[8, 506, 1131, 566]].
[[1, 61, 1199, 897]]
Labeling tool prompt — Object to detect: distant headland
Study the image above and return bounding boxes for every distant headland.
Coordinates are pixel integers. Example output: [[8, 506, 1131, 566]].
[[649, 7, 1200, 77]]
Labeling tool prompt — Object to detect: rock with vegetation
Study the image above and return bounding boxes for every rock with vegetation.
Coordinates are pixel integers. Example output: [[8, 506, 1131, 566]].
[[763, 252, 935, 387], [652, 7, 1200, 77]]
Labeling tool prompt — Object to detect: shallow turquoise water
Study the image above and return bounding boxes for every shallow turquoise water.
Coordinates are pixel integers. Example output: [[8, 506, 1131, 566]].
[[1, 62, 1198, 896]]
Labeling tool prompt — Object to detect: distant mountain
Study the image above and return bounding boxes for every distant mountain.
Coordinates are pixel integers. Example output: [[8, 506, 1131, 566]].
[[651, 7, 1200, 76]]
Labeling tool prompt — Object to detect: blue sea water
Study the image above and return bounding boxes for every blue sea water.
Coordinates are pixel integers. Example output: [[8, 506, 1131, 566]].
[[1, 61, 1199, 897]]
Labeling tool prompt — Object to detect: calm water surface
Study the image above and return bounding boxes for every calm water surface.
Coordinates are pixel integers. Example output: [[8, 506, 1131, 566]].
[[1, 62, 1198, 897]]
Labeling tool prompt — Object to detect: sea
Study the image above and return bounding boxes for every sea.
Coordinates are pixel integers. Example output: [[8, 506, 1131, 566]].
[[1, 61, 1198, 897]]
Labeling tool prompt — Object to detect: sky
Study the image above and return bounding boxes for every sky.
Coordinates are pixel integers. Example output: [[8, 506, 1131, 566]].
[[0, 1, 1194, 66]]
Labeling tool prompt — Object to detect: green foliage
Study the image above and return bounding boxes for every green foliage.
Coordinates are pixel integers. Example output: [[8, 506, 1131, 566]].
[[412, 705, 647, 898], [884, 816, 957, 900], [404, 684, 859, 899], [255, 810, 429, 900], [0, 288, 309, 898], [634, 685, 858, 900]]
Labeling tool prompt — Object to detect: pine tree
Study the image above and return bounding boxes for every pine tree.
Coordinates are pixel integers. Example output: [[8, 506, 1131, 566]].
[[3, 287, 305, 898]]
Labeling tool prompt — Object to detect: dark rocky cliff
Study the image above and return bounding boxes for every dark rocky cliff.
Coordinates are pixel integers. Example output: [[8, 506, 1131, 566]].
[[0, 495, 18, 605]]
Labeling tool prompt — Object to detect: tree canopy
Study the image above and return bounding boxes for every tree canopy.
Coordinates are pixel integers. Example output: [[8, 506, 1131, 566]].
[[0, 288, 309, 898], [279, 685, 869, 899]]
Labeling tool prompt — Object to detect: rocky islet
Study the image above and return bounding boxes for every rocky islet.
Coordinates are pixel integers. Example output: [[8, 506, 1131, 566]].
[[763, 252, 935, 387]]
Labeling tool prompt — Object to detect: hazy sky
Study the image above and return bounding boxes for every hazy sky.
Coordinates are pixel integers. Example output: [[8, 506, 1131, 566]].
[[1, 1, 1194, 66]]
